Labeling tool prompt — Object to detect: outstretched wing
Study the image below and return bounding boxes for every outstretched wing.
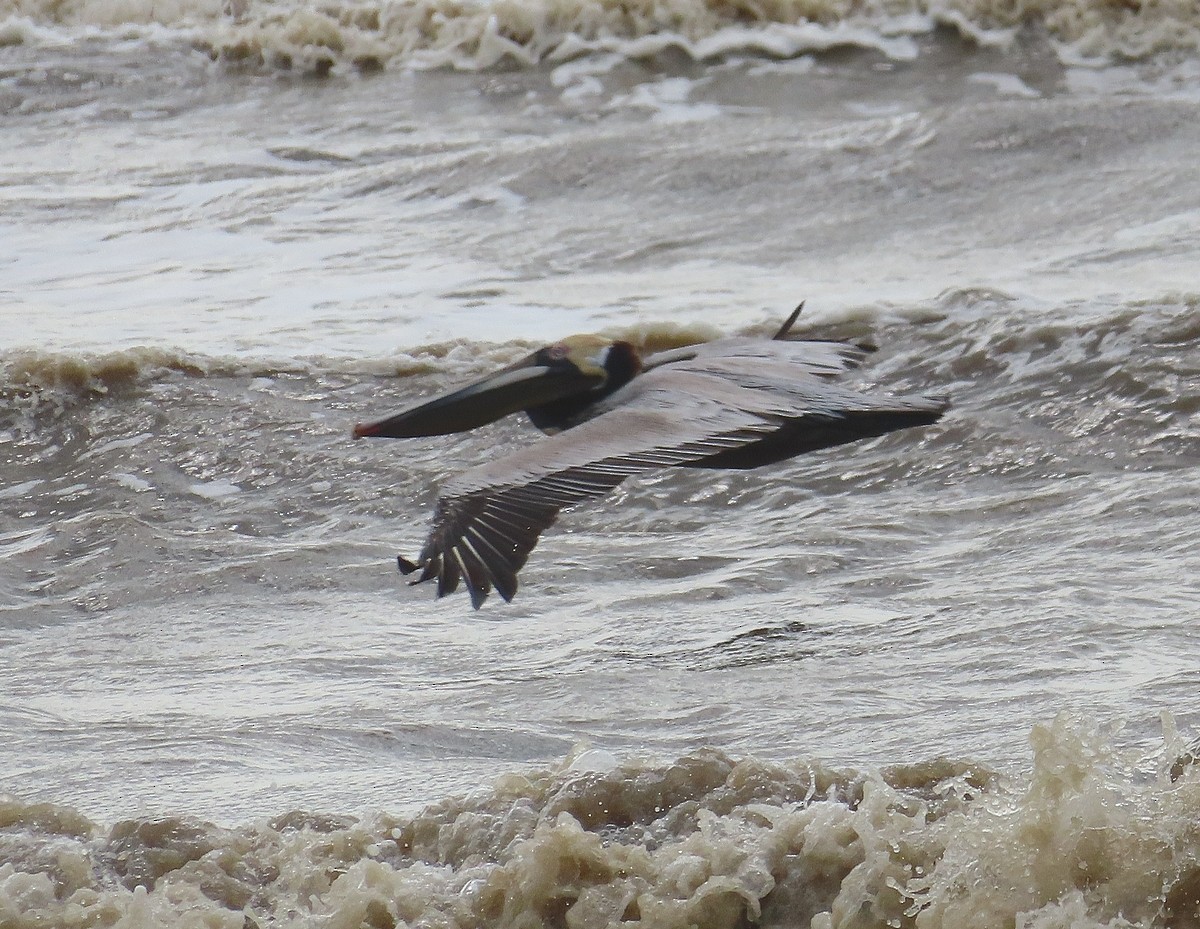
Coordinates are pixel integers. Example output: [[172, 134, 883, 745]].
[[400, 338, 945, 608], [400, 384, 777, 609]]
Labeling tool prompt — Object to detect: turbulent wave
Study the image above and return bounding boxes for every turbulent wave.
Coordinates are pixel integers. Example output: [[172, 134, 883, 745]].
[[0, 344, 514, 411], [2, 716, 1199, 928], [0, 347, 212, 399], [4, 297, 1196, 522], [0, 321, 721, 405], [2, 0, 1198, 73], [5, 295, 1195, 409]]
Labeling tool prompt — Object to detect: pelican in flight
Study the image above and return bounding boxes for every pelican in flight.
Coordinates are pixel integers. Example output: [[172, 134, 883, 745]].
[[354, 306, 947, 608]]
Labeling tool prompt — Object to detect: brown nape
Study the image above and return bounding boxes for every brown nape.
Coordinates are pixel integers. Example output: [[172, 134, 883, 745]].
[[605, 340, 643, 390]]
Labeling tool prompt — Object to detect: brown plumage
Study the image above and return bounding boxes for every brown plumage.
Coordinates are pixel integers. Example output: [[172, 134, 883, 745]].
[[354, 307, 948, 608]]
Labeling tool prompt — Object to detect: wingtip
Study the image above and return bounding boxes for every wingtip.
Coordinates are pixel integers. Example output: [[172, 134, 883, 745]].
[[398, 555, 420, 575], [772, 301, 805, 340], [494, 577, 518, 604]]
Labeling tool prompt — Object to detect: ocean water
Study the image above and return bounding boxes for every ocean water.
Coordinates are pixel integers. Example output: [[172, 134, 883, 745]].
[[3, 0, 1200, 925]]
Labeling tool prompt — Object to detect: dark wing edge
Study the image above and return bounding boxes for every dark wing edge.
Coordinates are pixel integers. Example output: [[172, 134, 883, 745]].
[[399, 428, 772, 609], [682, 392, 949, 470], [772, 302, 805, 340]]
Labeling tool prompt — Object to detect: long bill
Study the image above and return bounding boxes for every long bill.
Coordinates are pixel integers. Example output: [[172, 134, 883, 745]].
[[353, 354, 603, 439]]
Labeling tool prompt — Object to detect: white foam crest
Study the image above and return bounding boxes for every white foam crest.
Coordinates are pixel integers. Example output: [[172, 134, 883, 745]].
[[3, 0, 1198, 70], [545, 18, 926, 65]]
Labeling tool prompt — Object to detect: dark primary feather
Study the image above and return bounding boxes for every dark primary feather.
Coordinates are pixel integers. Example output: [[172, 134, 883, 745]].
[[399, 337, 948, 608], [408, 415, 775, 608], [771, 301, 805, 340]]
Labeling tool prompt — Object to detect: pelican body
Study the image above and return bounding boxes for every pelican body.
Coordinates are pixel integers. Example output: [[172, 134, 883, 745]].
[[354, 307, 948, 608]]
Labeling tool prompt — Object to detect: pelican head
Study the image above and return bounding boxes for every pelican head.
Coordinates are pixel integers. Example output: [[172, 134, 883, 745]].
[[353, 335, 642, 439]]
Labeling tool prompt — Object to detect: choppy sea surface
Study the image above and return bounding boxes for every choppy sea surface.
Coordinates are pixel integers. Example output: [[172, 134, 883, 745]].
[[3, 0, 1200, 924]]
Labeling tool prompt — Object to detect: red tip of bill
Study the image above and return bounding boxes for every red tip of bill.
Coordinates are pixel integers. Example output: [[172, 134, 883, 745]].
[[352, 422, 378, 439]]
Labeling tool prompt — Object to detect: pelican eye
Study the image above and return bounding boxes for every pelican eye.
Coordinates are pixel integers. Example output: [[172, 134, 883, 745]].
[[547, 343, 570, 361]]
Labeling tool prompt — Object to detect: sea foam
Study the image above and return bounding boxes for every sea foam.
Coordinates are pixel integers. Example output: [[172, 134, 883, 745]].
[[0, 716, 1197, 928], [3, 0, 1198, 72]]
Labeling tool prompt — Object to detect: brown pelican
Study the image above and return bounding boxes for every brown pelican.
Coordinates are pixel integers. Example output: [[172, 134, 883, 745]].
[[354, 306, 948, 608]]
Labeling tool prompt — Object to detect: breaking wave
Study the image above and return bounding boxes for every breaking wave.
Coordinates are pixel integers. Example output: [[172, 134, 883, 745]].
[[2, 716, 1199, 928], [5, 295, 1195, 406], [3, 0, 1199, 73]]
